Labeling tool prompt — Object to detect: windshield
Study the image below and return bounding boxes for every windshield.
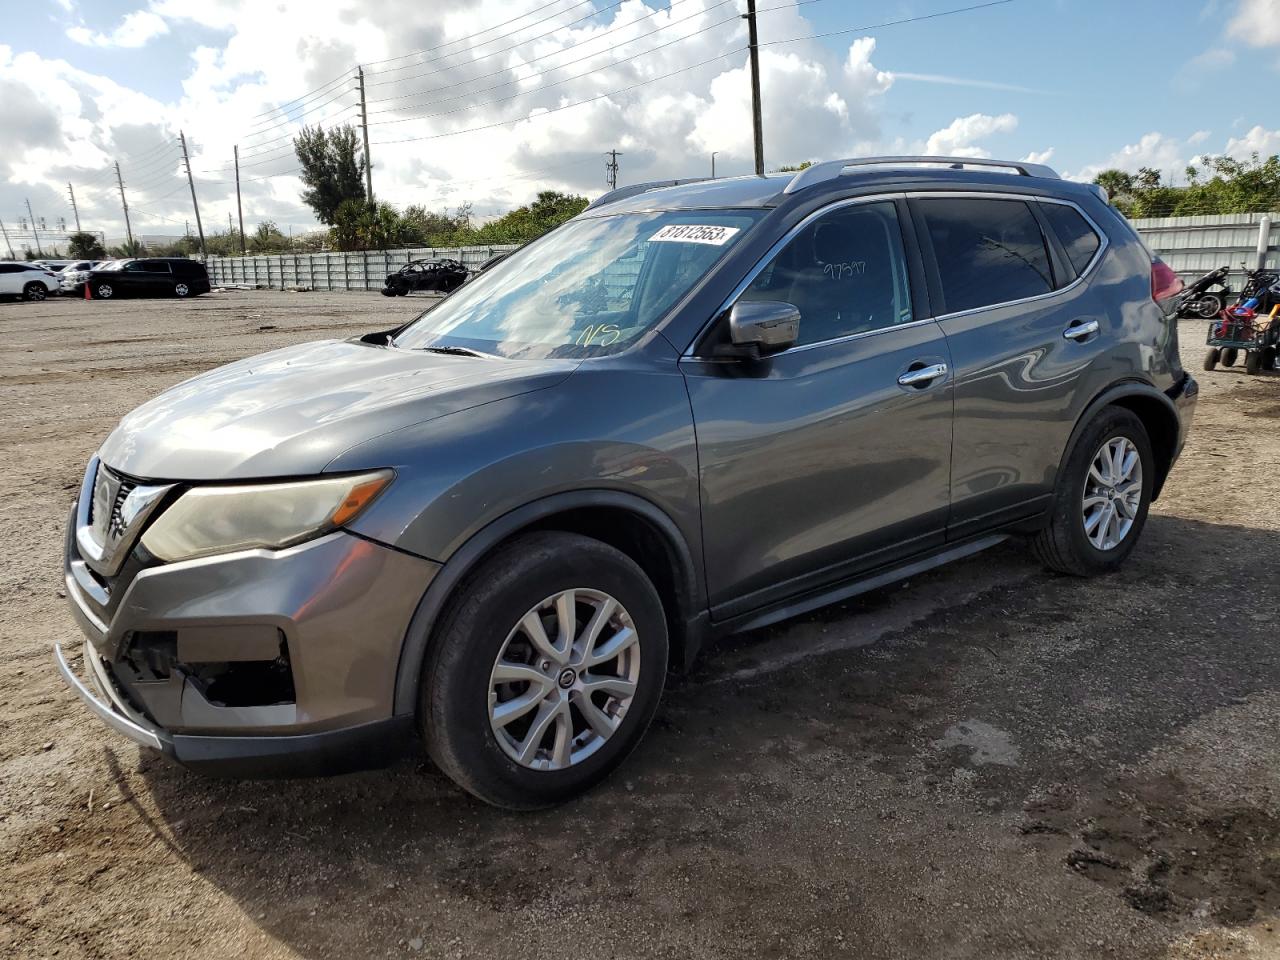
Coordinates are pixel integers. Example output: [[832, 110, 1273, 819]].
[[391, 209, 763, 359], [97, 260, 127, 271]]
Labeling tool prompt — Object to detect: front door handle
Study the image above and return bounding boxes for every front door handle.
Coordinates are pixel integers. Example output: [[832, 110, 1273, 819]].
[[897, 362, 948, 387], [1063, 319, 1100, 341]]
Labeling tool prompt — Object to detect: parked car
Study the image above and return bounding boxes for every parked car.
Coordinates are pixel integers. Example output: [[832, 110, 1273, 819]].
[[59, 260, 104, 295], [57, 156, 1197, 808], [33, 259, 77, 271], [0, 261, 61, 301], [381, 257, 469, 297], [87, 257, 211, 299]]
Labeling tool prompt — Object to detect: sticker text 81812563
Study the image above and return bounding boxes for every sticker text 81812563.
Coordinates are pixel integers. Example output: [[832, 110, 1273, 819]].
[[648, 224, 741, 246]]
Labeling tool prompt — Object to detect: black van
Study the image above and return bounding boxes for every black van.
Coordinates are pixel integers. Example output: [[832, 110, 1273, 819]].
[[87, 258, 211, 299]]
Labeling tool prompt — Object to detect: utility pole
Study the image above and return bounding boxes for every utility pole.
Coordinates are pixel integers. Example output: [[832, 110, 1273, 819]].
[[178, 130, 207, 257], [114, 161, 134, 249], [711, 151, 719, 179], [606, 150, 622, 190], [0, 218, 13, 259], [744, 0, 765, 176], [25, 198, 43, 256], [233, 144, 247, 255], [357, 66, 374, 205], [67, 183, 81, 232]]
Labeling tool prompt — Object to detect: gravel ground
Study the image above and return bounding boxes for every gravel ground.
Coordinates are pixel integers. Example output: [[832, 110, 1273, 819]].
[[2, 290, 1279, 960]]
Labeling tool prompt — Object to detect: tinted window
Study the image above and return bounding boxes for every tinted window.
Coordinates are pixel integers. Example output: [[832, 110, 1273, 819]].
[[739, 201, 912, 346], [0, 265, 19, 274], [140, 261, 172, 274], [1040, 202, 1101, 280], [917, 198, 1053, 313]]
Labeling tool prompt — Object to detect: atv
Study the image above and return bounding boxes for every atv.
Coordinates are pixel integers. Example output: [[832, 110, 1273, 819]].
[[381, 258, 470, 297]]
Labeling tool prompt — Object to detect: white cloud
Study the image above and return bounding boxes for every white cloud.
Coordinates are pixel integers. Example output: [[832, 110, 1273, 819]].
[[1020, 148, 1055, 165], [923, 113, 1018, 158], [1188, 129, 1211, 144], [1068, 132, 1187, 182], [67, 10, 170, 49], [892, 72, 1044, 94], [1226, 0, 1280, 47], [1224, 124, 1280, 158]]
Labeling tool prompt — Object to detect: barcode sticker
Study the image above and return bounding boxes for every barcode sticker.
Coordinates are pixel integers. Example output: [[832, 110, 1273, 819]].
[[648, 224, 741, 246]]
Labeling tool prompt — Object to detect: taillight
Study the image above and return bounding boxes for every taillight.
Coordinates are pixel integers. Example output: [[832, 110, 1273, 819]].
[[1151, 257, 1184, 306]]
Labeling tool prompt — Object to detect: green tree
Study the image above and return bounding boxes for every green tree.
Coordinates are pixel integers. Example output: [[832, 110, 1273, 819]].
[[67, 232, 106, 259], [1096, 153, 1280, 218], [293, 124, 367, 225], [471, 191, 588, 244], [248, 219, 290, 253]]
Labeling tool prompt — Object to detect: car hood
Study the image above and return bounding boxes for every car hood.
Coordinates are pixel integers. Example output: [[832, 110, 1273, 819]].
[[98, 338, 577, 480]]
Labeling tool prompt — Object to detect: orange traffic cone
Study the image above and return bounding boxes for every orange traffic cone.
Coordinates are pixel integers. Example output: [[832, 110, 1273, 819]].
[[84, 282, 91, 300]]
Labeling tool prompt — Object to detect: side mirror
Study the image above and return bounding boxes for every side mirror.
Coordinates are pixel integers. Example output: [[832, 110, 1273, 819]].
[[727, 300, 800, 356]]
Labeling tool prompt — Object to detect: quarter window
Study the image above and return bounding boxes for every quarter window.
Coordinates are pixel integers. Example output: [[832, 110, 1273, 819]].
[[1039, 202, 1102, 280], [917, 198, 1054, 314], [738, 201, 913, 346]]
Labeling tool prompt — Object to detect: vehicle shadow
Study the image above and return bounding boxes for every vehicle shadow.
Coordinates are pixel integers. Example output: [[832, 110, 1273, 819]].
[[135, 513, 1280, 959]]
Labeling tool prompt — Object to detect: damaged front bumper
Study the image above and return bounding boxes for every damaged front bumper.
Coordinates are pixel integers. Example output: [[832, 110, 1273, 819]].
[[57, 482, 438, 777]]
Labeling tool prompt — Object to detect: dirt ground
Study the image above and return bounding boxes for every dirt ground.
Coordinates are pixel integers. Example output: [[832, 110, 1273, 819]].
[[2, 289, 1279, 960]]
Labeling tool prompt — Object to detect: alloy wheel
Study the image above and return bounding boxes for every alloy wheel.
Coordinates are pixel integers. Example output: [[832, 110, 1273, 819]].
[[488, 588, 640, 771], [25, 284, 46, 302], [97, 284, 113, 299], [1082, 436, 1143, 551], [175, 283, 189, 297]]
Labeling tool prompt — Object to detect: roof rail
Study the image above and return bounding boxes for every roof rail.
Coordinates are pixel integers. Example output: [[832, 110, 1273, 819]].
[[584, 177, 713, 211], [783, 156, 1060, 195]]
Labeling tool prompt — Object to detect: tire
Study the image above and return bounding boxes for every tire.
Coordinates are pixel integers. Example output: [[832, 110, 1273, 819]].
[[1220, 347, 1238, 367], [1031, 407, 1154, 577], [1246, 350, 1263, 375], [174, 282, 190, 298], [94, 283, 114, 299], [1263, 346, 1278, 371], [1203, 348, 1219, 371], [1194, 294, 1224, 318], [421, 531, 669, 809], [22, 282, 47, 302], [380, 286, 396, 297]]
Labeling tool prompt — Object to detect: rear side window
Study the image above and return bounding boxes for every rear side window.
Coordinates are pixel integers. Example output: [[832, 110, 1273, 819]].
[[916, 198, 1054, 314], [141, 261, 172, 274], [1039, 202, 1102, 279]]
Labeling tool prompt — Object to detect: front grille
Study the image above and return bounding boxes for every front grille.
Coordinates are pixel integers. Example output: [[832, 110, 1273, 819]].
[[107, 477, 137, 539]]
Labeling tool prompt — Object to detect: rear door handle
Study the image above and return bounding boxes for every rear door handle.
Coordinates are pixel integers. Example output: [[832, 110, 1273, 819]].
[[897, 362, 948, 387], [1063, 319, 1100, 341]]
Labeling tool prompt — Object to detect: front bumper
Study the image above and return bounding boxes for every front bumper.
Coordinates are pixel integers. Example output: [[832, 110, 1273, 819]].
[[58, 491, 438, 776]]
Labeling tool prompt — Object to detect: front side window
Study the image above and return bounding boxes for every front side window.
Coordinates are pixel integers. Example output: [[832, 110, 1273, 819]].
[[737, 200, 913, 346], [917, 197, 1053, 314], [392, 210, 762, 359]]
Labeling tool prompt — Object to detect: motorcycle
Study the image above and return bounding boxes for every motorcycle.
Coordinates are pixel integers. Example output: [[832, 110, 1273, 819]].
[[1174, 264, 1231, 320]]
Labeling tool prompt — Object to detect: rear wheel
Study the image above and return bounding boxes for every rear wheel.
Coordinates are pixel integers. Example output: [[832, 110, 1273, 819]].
[[1221, 347, 1239, 367], [1194, 293, 1225, 318], [22, 282, 47, 302], [1246, 350, 1264, 375], [1203, 348, 1220, 371], [1031, 407, 1153, 576], [1263, 346, 1278, 371], [421, 531, 668, 809], [174, 282, 190, 298]]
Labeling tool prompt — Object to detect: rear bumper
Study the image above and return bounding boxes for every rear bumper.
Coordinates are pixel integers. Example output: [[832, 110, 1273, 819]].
[[1168, 372, 1198, 461]]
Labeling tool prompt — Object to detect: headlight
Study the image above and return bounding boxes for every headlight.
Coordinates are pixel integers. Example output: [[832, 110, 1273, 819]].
[[140, 470, 392, 563]]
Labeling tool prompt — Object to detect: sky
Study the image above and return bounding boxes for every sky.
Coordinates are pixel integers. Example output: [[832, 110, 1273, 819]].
[[2, 0, 1278, 249]]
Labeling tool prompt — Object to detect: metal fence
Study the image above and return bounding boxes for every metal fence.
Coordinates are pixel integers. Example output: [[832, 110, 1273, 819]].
[[1131, 212, 1277, 286], [205, 245, 520, 291], [202, 214, 1280, 294]]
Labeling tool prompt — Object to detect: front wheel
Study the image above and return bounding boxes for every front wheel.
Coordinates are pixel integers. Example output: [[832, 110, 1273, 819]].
[[1031, 407, 1154, 576], [1246, 350, 1264, 375], [421, 531, 668, 809], [94, 283, 114, 299], [1203, 348, 1220, 371], [22, 282, 47, 302], [1221, 347, 1239, 367]]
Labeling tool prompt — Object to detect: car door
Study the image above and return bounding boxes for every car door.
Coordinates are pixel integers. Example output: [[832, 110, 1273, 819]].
[[909, 194, 1110, 539], [0, 264, 22, 295], [679, 198, 954, 619]]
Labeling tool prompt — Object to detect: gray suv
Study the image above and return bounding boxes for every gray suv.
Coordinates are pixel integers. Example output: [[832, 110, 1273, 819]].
[[58, 157, 1197, 808]]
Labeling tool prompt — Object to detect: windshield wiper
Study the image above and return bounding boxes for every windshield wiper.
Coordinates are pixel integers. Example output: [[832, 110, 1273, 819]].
[[417, 345, 489, 358]]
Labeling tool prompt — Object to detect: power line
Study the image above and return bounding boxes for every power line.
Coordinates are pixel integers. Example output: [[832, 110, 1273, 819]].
[[366, 11, 738, 129], [758, 0, 1016, 47], [364, 0, 581, 69], [364, 0, 731, 118], [247, 67, 355, 120]]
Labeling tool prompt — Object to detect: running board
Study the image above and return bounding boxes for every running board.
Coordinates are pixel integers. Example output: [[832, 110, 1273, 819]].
[[724, 534, 1009, 635]]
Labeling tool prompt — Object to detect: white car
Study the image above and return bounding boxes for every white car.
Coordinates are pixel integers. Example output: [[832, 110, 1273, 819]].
[[59, 260, 104, 293], [0, 262, 60, 301]]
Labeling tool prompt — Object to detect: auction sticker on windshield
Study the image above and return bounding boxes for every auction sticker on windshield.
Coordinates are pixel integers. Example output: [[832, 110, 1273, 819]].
[[648, 224, 741, 246]]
